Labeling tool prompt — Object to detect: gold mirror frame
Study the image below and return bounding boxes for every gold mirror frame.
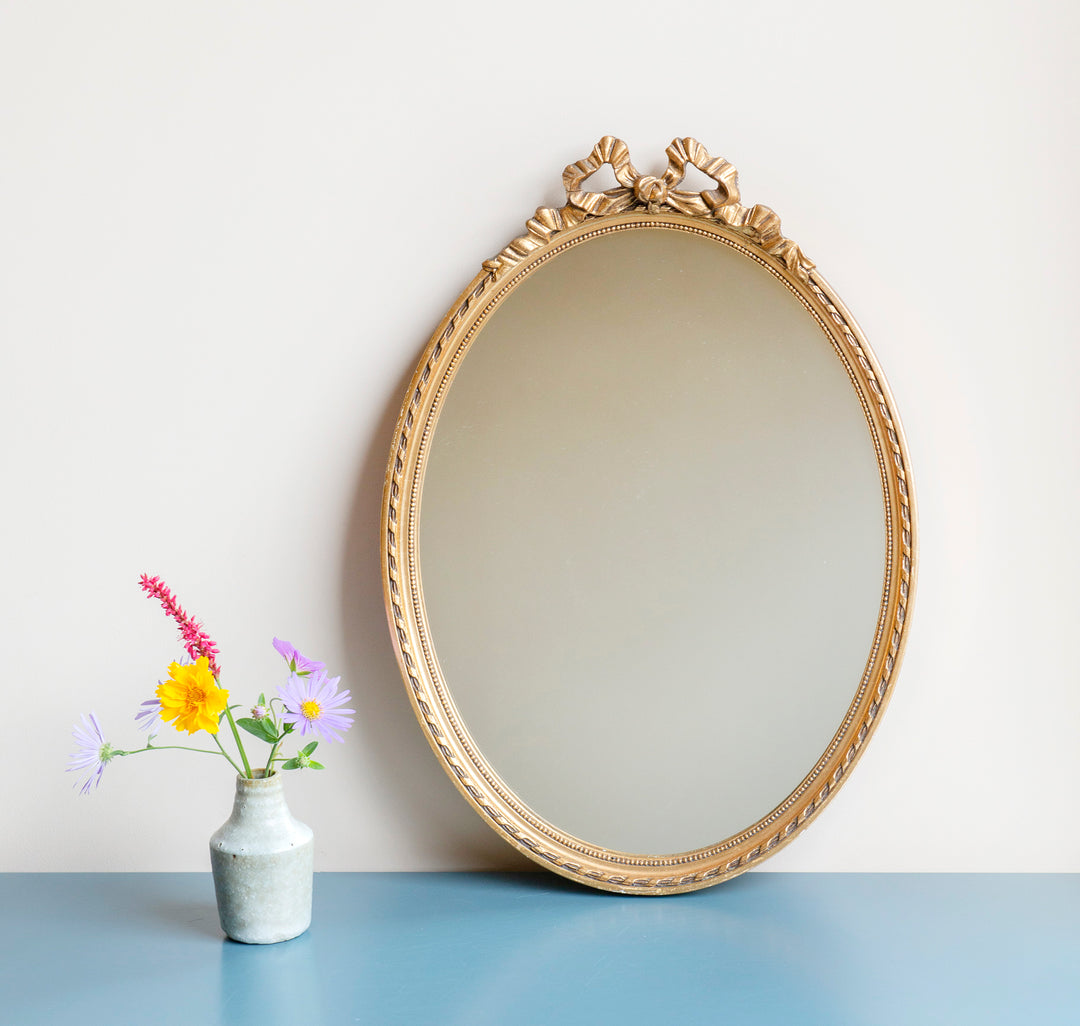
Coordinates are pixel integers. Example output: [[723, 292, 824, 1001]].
[[381, 137, 917, 894]]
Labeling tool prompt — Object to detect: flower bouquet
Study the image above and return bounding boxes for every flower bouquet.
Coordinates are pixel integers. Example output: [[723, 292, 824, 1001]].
[[67, 574, 353, 943], [69, 574, 353, 792]]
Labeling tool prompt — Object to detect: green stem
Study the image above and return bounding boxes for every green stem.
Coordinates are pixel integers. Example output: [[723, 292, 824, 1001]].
[[120, 744, 223, 757], [212, 732, 247, 777], [264, 740, 282, 776], [222, 706, 253, 778], [262, 702, 288, 775]]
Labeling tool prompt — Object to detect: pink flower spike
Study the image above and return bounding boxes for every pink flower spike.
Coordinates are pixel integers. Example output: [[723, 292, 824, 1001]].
[[139, 573, 222, 677]]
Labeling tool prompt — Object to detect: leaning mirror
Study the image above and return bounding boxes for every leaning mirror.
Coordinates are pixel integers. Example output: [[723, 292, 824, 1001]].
[[382, 137, 916, 893]]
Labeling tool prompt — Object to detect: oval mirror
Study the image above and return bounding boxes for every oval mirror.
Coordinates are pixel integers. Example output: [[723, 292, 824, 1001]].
[[382, 137, 916, 893]]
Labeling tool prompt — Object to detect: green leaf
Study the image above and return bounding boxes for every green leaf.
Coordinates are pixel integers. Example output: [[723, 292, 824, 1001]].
[[237, 718, 279, 744], [300, 740, 319, 757], [281, 758, 301, 771], [308, 761, 325, 770], [257, 692, 266, 707]]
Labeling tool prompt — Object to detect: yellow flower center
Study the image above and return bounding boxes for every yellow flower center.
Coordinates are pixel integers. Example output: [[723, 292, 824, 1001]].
[[301, 699, 322, 721]]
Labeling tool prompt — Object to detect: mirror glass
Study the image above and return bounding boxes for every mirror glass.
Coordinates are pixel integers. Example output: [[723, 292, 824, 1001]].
[[418, 225, 885, 855]]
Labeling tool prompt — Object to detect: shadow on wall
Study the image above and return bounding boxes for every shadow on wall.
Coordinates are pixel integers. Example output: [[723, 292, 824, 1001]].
[[337, 349, 532, 870]]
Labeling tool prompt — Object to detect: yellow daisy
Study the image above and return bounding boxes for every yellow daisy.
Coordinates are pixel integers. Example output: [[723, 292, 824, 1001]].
[[156, 656, 229, 735]]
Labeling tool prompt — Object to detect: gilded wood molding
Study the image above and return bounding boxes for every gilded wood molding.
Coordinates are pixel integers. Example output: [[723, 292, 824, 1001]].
[[483, 136, 814, 283]]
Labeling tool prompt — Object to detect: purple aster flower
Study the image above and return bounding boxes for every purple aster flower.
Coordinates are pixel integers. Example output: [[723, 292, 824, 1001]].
[[278, 671, 354, 743], [272, 637, 326, 675], [135, 696, 162, 731], [67, 713, 118, 794]]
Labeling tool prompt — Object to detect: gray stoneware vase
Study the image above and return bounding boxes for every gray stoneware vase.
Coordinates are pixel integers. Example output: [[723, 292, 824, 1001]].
[[209, 770, 314, 944]]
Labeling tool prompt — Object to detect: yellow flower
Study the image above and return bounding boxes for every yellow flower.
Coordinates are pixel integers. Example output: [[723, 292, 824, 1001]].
[[156, 656, 229, 735]]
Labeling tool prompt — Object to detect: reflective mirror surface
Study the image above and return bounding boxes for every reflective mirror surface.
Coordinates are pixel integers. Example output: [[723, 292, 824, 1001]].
[[419, 226, 885, 855]]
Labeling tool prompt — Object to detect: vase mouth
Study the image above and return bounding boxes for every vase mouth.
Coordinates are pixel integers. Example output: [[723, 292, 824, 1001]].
[[236, 769, 280, 785]]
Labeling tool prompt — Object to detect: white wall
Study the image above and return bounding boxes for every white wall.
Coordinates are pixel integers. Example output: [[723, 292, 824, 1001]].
[[3, 1, 1077, 873]]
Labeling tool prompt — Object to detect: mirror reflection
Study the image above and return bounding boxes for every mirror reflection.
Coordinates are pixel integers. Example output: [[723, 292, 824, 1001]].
[[419, 226, 884, 855]]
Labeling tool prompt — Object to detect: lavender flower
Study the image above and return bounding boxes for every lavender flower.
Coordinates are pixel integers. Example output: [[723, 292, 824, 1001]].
[[67, 713, 118, 794], [135, 697, 161, 731], [278, 671, 354, 743], [272, 638, 325, 675]]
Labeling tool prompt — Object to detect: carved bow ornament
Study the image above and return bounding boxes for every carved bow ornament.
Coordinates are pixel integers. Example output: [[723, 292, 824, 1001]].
[[482, 136, 814, 282]]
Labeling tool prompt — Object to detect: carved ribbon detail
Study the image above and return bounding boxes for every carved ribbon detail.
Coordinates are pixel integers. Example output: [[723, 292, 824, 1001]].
[[483, 136, 814, 282]]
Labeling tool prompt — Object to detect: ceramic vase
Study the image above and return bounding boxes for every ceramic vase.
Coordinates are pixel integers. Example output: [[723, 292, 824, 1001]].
[[209, 770, 314, 944]]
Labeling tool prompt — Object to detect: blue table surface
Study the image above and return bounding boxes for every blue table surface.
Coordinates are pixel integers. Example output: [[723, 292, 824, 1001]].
[[1, 872, 1076, 1025]]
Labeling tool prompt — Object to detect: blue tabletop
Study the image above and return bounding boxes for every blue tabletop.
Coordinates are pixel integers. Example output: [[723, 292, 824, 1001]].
[[1, 872, 1076, 1025]]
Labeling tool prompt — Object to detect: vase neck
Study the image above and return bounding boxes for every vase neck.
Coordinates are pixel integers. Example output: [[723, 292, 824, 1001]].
[[232, 771, 284, 802]]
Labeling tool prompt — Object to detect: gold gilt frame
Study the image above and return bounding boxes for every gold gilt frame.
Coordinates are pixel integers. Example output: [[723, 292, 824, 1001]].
[[382, 137, 917, 894]]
